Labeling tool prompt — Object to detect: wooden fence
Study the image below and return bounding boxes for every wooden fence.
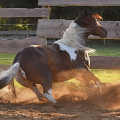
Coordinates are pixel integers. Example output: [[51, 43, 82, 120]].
[[0, 30, 36, 39], [36, 20, 120, 39], [0, 37, 46, 54], [0, 7, 49, 53], [0, 0, 120, 70]]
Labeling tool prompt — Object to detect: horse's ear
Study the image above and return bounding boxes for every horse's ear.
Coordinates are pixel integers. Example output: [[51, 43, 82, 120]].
[[74, 11, 81, 24]]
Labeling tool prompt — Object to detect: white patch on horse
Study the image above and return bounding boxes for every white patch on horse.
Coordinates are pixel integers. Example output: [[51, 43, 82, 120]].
[[43, 88, 57, 103], [20, 68, 26, 78], [57, 42, 77, 61]]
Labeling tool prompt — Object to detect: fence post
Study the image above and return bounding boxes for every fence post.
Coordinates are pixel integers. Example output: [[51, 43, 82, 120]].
[[104, 39, 106, 45], [42, 6, 50, 19], [27, 30, 29, 38], [41, 6, 51, 44]]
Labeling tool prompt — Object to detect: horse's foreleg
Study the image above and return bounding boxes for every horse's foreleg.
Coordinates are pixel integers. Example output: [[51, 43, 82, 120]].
[[85, 70, 102, 93], [79, 68, 102, 93]]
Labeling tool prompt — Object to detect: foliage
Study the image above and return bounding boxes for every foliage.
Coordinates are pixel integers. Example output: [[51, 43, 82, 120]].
[[50, 6, 120, 21], [0, 0, 38, 8], [0, 0, 39, 31]]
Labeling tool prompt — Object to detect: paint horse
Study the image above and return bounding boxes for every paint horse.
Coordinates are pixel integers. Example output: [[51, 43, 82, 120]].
[[0, 11, 107, 103]]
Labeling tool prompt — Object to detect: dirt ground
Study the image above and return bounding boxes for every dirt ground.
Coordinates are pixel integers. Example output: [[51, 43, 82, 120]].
[[1, 83, 120, 120]]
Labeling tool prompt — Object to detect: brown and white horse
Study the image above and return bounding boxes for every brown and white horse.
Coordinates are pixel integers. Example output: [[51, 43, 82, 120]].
[[0, 11, 107, 103]]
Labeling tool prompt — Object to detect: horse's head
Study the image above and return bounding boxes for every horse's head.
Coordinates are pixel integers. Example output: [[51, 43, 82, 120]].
[[74, 10, 107, 38]]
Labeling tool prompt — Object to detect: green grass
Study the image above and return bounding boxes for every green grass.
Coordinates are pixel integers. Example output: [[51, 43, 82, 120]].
[[89, 44, 120, 56], [91, 69, 120, 84], [0, 53, 15, 65], [0, 44, 120, 87], [90, 45, 120, 84]]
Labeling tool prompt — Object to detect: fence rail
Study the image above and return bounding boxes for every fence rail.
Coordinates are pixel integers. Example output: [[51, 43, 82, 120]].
[[0, 37, 46, 54], [0, 30, 36, 39], [0, 8, 50, 18], [90, 56, 120, 70], [0, 30, 36, 35], [38, 0, 120, 6], [36, 19, 120, 39]]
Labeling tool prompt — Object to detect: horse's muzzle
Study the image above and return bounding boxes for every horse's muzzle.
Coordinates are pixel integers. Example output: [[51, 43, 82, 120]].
[[100, 29, 107, 38]]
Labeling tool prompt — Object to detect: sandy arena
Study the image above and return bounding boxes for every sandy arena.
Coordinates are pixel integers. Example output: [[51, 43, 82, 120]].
[[0, 82, 120, 120]]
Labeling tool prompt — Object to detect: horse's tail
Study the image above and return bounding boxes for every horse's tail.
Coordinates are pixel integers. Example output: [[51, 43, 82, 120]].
[[0, 62, 20, 90]]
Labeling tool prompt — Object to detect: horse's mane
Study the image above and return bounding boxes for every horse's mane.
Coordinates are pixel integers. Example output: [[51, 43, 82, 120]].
[[92, 13, 103, 21], [54, 22, 96, 54]]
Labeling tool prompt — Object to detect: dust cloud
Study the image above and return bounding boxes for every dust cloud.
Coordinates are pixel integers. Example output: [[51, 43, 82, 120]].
[[0, 82, 120, 110], [52, 82, 120, 110]]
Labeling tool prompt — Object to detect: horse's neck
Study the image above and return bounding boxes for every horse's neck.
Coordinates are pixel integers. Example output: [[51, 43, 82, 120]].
[[55, 24, 88, 51], [66, 23, 87, 44], [54, 22, 95, 53]]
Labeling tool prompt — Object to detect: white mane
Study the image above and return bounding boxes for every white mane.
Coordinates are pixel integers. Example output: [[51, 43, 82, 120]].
[[54, 22, 96, 53]]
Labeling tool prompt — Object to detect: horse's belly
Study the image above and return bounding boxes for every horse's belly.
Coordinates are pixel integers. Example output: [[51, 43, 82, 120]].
[[52, 69, 81, 82]]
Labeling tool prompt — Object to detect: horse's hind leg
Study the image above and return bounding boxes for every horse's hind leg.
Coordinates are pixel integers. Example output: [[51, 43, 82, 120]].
[[41, 78, 57, 103], [15, 71, 43, 100], [16, 70, 57, 103], [29, 85, 43, 100], [42, 85, 57, 104]]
